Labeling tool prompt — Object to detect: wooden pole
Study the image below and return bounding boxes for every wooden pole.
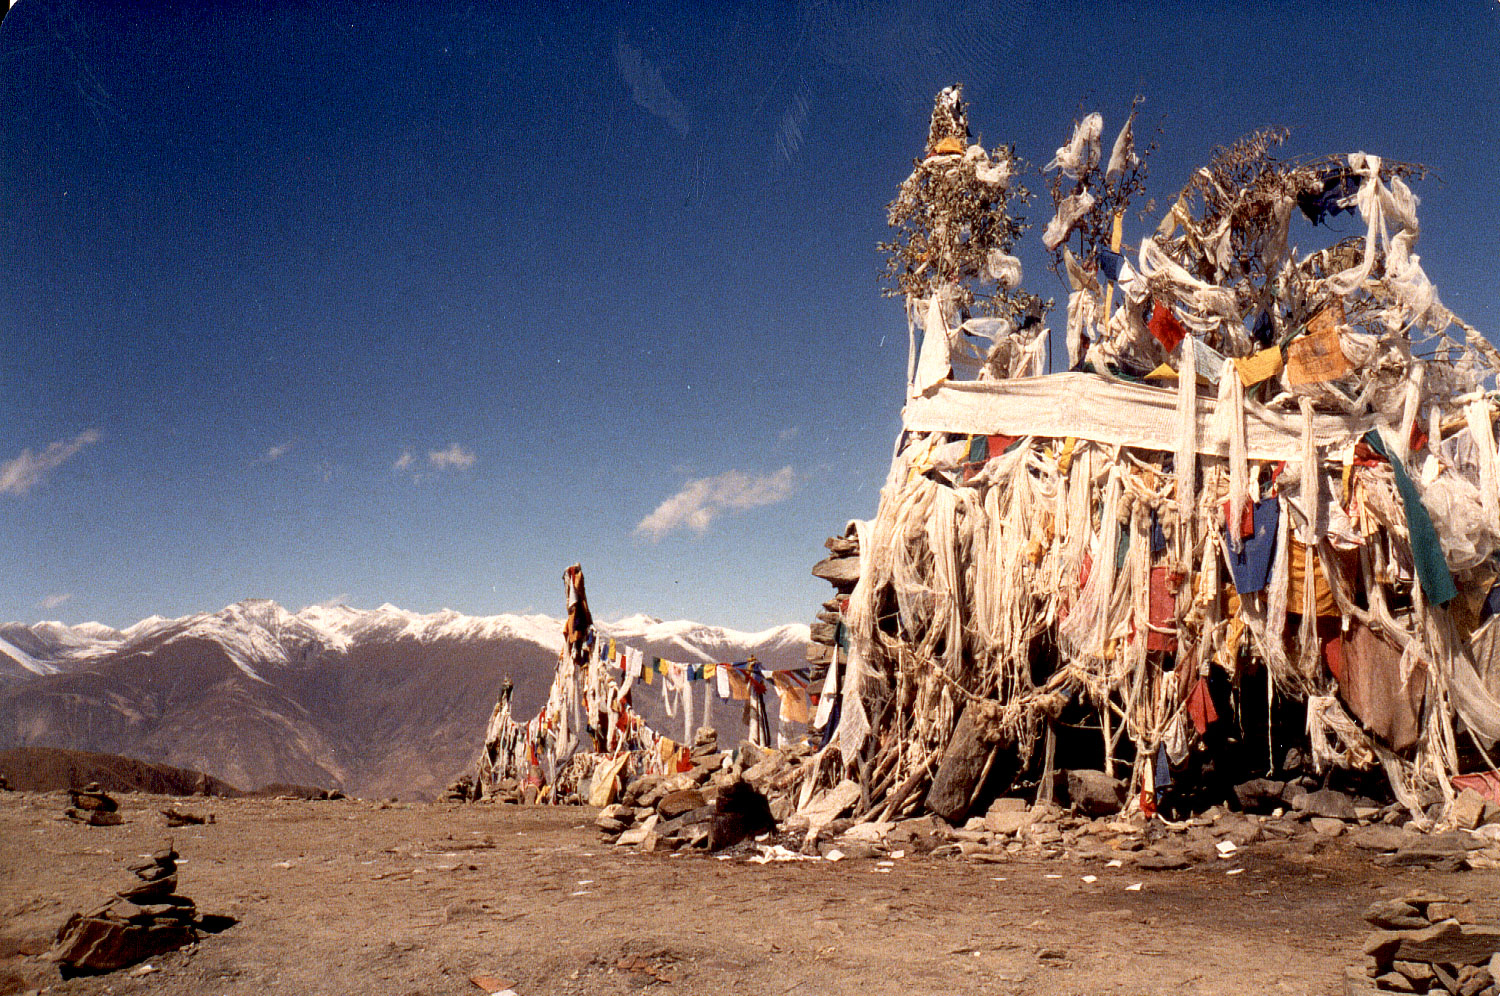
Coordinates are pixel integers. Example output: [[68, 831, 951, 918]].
[[1037, 721, 1057, 806]]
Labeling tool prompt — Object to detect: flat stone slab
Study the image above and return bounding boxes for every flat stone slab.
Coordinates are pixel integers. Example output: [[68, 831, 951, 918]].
[[1365, 921, 1500, 967], [1363, 900, 1428, 930]]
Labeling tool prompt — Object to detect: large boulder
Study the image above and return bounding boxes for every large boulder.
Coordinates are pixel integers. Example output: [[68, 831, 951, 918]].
[[1065, 769, 1126, 817], [709, 781, 776, 851]]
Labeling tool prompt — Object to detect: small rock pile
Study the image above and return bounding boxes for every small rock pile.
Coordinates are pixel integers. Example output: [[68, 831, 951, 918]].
[[65, 782, 122, 826], [1351, 891, 1500, 995], [49, 845, 224, 976], [444, 772, 480, 803], [598, 731, 799, 853]]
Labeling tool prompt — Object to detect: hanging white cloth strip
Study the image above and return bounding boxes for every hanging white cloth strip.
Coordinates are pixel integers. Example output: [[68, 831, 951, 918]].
[[903, 373, 1379, 460]]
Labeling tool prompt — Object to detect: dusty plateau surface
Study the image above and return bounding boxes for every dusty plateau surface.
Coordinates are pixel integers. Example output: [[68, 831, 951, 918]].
[[1, 791, 1496, 996]]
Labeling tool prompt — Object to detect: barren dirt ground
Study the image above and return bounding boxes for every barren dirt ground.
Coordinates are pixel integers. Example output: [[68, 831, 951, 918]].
[[1, 791, 1496, 996]]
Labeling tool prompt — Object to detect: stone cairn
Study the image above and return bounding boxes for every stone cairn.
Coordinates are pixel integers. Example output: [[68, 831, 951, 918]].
[[807, 529, 860, 697], [65, 782, 122, 826], [597, 728, 789, 853], [50, 845, 230, 977], [1352, 891, 1500, 996]]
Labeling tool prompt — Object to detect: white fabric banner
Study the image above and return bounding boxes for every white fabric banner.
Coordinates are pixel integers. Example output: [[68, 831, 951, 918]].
[[902, 372, 1381, 461]]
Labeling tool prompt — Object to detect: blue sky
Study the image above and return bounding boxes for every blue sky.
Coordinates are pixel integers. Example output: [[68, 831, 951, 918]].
[[3, 0, 1498, 630]]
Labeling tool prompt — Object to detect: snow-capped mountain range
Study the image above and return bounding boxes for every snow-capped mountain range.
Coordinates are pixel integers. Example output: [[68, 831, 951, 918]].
[[0, 600, 809, 800]]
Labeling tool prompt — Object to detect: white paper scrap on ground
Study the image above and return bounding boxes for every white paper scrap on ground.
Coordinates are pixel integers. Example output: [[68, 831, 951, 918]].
[[1105, 859, 1124, 868], [1126, 883, 1143, 891], [1081, 875, 1098, 883]]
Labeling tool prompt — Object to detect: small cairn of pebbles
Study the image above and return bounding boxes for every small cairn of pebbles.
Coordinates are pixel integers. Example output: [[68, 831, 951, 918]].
[[65, 782, 122, 826], [50, 845, 233, 977], [1350, 890, 1500, 995]]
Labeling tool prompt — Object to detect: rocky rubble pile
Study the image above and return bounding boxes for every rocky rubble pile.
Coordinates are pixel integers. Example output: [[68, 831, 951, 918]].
[[597, 730, 804, 852], [1351, 892, 1500, 996], [601, 750, 1500, 872], [49, 845, 233, 977], [64, 782, 122, 826]]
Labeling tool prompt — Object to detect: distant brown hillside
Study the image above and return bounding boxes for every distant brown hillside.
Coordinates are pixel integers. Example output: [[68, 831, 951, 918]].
[[0, 746, 242, 796]]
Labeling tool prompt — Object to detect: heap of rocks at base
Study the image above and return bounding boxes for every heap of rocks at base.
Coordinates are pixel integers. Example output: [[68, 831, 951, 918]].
[[64, 782, 122, 826], [49, 845, 229, 977], [598, 729, 798, 853], [602, 741, 1500, 870], [1351, 892, 1500, 996]]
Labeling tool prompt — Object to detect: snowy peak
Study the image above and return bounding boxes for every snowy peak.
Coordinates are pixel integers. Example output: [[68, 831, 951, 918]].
[[2, 599, 808, 676]]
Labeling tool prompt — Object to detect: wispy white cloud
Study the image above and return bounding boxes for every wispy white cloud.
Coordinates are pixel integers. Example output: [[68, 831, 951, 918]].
[[427, 443, 475, 471], [254, 440, 294, 465], [635, 466, 797, 540], [39, 592, 73, 610], [0, 428, 101, 496], [614, 32, 690, 136], [394, 444, 476, 478]]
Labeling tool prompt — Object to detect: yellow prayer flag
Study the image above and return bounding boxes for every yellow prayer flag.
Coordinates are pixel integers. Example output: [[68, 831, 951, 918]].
[[1145, 363, 1178, 381], [1234, 347, 1284, 388]]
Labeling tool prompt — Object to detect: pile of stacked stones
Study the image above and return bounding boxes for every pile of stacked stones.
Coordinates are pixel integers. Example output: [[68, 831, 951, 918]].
[[50, 846, 202, 975], [1352, 891, 1500, 995], [808, 529, 859, 692], [64, 782, 122, 826], [596, 730, 796, 853]]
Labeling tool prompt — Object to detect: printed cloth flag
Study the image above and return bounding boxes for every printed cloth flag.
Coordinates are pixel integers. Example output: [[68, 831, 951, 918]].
[[1251, 310, 1276, 347], [705, 662, 718, 679], [1297, 170, 1359, 226], [1186, 337, 1226, 385], [1146, 567, 1180, 653], [1286, 305, 1350, 385], [724, 665, 750, 701], [1361, 431, 1457, 605], [1185, 677, 1218, 735], [626, 648, 644, 680], [1148, 299, 1187, 352], [716, 665, 731, 700], [771, 670, 811, 724], [1224, 498, 1279, 595], [1287, 542, 1339, 617], [1234, 347, 1284, 388], [1097, 248, 1124, 283], [813, 654, 839, 728]]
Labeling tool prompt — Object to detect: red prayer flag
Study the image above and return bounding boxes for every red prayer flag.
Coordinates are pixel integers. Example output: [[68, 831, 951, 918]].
[[1185, 677, 1218, 735], [1149, 299, 1187, 352]]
